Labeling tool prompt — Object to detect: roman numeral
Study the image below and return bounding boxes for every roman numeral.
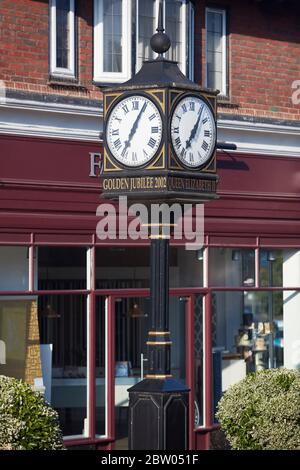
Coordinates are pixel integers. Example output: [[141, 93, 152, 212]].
[[180, 147, 186, 158], [204, 130, 210, 137], [149, 113, 156, 121], [202, 117, 208, 125], [113, 139, 122, 151], [112, 129, 119, 136], [148, 137, 156, 149], [151, 126, 159, 134], [189, 101, 195, 111], [122, 104, 129, 114], [174, 137, 181, 148], [173, 127, 179, 134], [181, 103, 187, 113], [143, 149, 148, 158], [189, 152, 194, 163], [114, 116, 122, 123], [132, 152, 138, 162], [202, 141, 209, 151], [176, 114, 181, 121], [121, 147, 128, 158], [132, 101, 139, 110]]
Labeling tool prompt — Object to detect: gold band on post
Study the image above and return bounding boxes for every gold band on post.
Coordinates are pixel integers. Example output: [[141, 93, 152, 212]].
[[145, 374, 172, 379], [148, 331, 170, 336], [146, 341, 172, 346]]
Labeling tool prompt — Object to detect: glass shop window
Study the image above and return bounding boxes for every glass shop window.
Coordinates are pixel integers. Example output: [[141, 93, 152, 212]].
[[96, 245, 203, 289], [38, 294, 87, 437], [194, 294, 204, 428], [212, 290, 284, 421], [0, 299, 39, 383], [0, 246, 29, 292], [209, 248, 255, 287], [38, 247, 87, 290]]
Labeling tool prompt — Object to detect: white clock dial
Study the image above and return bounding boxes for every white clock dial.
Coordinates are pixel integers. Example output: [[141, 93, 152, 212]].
[[106, 95, 163, 167], [170, 96, 216, 168]]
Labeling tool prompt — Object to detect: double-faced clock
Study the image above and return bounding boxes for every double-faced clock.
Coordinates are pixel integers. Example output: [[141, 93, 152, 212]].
[[106, 94, 163, 168], [102, 43, 219, 202], [170, 95, 216, 169]]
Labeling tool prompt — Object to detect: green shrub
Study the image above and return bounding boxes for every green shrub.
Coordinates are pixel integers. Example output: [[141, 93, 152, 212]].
[[0, 375, 64, 450], [216, 368, 300, 450]]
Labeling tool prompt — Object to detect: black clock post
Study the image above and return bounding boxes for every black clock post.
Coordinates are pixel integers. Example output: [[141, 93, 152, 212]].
[[101, 2, 219, 450]]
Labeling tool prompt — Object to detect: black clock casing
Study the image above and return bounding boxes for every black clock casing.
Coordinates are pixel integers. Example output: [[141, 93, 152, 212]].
[[102, 58, 219, 203]]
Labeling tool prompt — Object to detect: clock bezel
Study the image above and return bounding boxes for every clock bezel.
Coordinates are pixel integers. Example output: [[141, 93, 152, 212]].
[[169, 92, 217, 171], [104, 91, 165, 170]]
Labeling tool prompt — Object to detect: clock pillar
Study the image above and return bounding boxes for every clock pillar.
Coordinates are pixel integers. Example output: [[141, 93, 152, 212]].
[[100, 1, 219, 451], [127, 5, 189, 451]]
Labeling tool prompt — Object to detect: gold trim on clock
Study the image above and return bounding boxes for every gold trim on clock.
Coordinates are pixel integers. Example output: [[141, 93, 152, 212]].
[[103, 150, 123, 172], [104, 92, 123, 116], [169, 89, 184, 111], [147, 147, 165, 170], [146, 88, 166, 113]]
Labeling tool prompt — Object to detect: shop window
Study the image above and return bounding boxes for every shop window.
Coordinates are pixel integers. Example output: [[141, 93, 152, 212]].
[[209, 248, 255, 287], [93, 0, 194, 83], [194, 294, 204, 428], [95, 297, 106, 437], [212, 291, 284, 422], [113, 294, 186, 447], [38, 294, 87, 438], [96, 246, 203, 288], [205, 7, 227, 96], [38, 247, 87, 290], [0, 246, 29, 292], [0, 299, 42, 387], [49, 0, 76, 79]]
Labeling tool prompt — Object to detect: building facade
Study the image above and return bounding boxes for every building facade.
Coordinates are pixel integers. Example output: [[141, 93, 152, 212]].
[[0, 0, 300, 450]]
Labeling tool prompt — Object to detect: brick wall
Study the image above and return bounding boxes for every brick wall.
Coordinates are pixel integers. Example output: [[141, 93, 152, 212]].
[[0, 0, 300, 120], [0, 0, 102, 100], [195, 0, 300, 120]]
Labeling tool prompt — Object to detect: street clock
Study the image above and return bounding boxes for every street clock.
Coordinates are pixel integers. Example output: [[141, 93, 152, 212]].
[[102, 9, 219, 204]]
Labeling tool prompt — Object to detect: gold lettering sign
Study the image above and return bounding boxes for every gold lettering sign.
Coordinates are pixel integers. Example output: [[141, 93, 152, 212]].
[[103, 176, 216, 193]]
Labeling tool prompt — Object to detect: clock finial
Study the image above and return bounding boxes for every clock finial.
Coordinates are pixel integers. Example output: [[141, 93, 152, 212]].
[[150, 1, 171, 58]]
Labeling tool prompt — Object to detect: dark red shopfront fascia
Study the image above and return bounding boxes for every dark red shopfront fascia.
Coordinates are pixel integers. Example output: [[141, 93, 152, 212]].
[[1, 134, 300, 245]]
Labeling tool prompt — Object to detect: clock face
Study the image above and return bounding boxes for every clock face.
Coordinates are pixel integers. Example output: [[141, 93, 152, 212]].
[[106, 95, 163, 167], [170, 95, 216, 169]]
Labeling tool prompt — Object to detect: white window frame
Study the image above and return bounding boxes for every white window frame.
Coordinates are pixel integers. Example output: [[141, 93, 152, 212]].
[[49, 0, 76, 78], [94, 0, 132, 83], [188, 0, 195, 81], [135, 0, 191, 77], [205, 7, 227, 96]]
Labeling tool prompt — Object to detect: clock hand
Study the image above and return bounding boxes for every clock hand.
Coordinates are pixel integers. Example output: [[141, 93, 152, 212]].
[[185, 105, 204, 150], [123, 102, 147, 152]]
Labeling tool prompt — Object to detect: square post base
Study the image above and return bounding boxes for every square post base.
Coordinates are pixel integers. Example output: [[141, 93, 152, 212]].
[[128, 378, 190, 450]]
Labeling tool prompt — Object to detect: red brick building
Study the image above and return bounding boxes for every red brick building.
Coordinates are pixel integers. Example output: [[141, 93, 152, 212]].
[[0, 0, 300, 450]]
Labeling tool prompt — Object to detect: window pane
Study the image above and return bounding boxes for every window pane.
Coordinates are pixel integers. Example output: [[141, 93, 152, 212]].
[[212, 291, 284, 422], [209, 248, 255, 287], [206, 10, 225, 92], [137, 0, 156, 71], [103, 0, 123, 73], [194, 294, 204, 427], [165, 0, 182, 67], [0, 299, 41, 383], [38, 294, 87, 437], [96, 296, 106, 437], [38, 247, 87, 290], [95, 246, 203, 288], [0, 246, 29, 291], [56, 0, 71, 69], [260, 249, 283, 287]]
